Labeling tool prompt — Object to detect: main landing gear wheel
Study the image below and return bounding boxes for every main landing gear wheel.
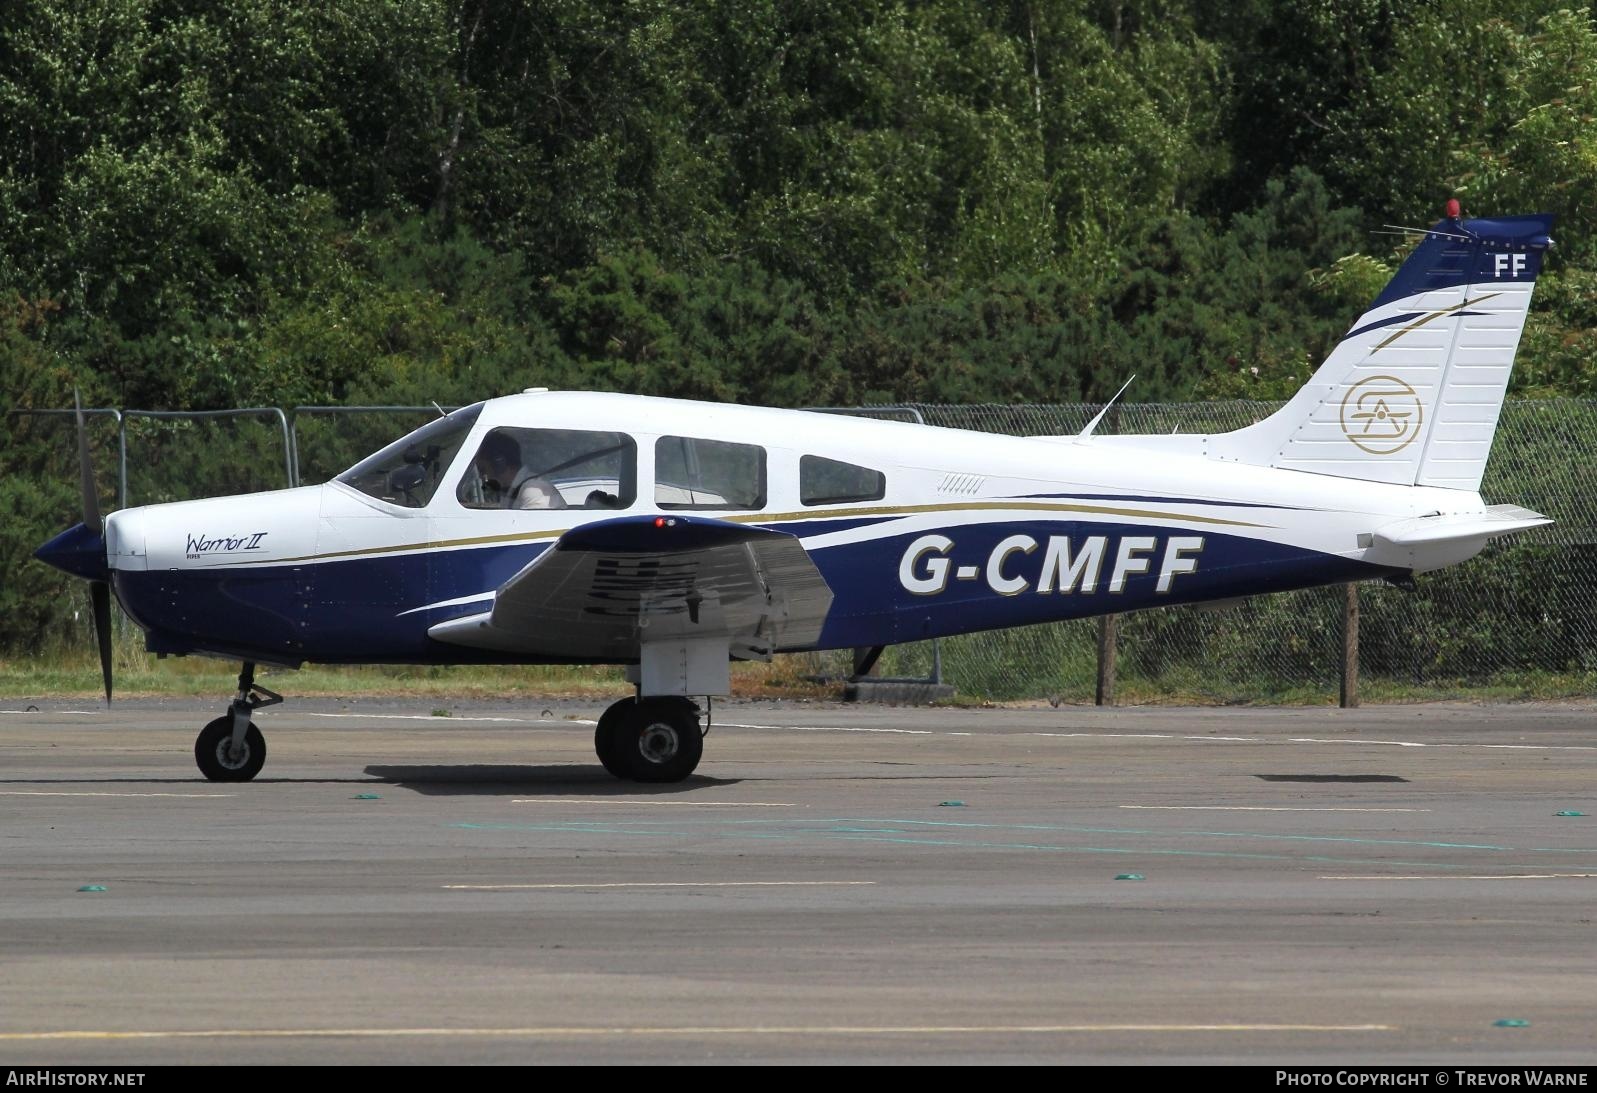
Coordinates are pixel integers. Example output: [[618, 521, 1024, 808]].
[[595, 697, 703, 783], [594, 699, 634, 779], [195, 716, 267, 782]]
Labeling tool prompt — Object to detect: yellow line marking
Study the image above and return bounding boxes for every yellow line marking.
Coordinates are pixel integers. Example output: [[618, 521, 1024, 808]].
[[0, 1023, 1394, 1041], [739, 500, 1265, 530], [242, 527, 569, 566], [221, 500, 1270, 566], [442, 881, 874, 890], [1322, 874, 1597, 881], [1121, 806, 1431, 813], [510, 799, 796, 807], [0, 791, 235, 798]]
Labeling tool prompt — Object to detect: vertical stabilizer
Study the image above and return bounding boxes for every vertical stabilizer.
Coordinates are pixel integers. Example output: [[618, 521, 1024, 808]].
[[1209, 213, 1554, 489]]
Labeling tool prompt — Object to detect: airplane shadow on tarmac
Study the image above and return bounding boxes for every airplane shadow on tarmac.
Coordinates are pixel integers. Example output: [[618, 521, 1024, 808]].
[[0, 769, 740, 795], [363, 765, 741, 796]]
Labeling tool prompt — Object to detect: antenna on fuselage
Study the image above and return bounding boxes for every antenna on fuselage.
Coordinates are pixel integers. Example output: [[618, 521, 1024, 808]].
[[430, 401, 447, 418], [1075, 375, 1136, 442]]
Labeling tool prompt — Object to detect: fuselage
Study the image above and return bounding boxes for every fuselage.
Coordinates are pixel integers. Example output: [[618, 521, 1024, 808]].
[[92, 390, 1480, 668]]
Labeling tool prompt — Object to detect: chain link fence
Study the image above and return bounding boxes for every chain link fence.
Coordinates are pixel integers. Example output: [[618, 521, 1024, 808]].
[[10, 399, 1594, 699], [798, 399, 1597, 698]]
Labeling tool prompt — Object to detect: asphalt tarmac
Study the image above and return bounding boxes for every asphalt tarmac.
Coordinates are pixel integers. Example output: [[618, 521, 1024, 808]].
[[1, 697, 1594, 1065]]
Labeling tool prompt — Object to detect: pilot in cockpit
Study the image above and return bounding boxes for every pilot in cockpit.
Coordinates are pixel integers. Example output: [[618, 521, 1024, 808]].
[[464, 431, 567, 510]]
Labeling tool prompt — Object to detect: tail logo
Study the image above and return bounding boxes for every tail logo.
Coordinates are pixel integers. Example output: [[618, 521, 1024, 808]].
[[1340, 376, 1424, 455]]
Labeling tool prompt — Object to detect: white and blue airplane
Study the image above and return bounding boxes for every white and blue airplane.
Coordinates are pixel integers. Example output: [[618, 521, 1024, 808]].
[[36, 208, 1555, 784]]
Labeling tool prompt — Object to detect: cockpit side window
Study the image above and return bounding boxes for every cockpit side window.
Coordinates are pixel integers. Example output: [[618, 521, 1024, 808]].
[[800, 455, 886, 505], [335, 404, 483, 508], [457, 427, 636, 510], [655, 436, 765, 509]]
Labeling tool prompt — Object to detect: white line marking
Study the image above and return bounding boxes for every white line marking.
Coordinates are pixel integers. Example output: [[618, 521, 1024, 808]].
[[1028, 732, 1175, 740], [720, 723, 934, 735], [300, 712, 595, 725], [0, 1023, 1394, 1041], [1291, 737, 1597, 752], [0, 791, 235, 798], [442, 881, 876, 890], [32, 709, 1583, 755], [394, 591, 495, 618], [510, 799, 796, 807], [1322, 874, 1597, 881], [1122, 806, 1431, 813]]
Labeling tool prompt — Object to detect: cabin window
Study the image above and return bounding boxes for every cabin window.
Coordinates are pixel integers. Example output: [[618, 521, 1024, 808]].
[[336, 403, 483, 508], [800, 455, 886, 505], [655, 436, 765, 509], [457, 428, 636, 510]]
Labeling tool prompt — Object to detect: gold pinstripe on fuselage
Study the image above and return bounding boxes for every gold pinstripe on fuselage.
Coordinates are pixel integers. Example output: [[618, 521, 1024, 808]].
[[209, 499, 1274, 568]]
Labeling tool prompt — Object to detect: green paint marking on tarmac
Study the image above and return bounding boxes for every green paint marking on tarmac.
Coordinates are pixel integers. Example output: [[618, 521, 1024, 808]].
[[447, 821, 1541, 872], [453, 814, 1512, 852]]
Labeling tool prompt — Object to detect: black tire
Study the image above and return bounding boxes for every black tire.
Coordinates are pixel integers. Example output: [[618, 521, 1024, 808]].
[[614, 698, 703, 783], [594, 699, 635, 779], [195, 715, 267, 782]]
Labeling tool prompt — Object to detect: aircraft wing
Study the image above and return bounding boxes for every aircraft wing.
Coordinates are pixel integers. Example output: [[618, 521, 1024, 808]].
[[427, 516, 834, 660]]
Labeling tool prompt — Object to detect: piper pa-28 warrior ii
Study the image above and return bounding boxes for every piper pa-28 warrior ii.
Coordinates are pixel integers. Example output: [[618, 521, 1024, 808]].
[[37, 207, 1555, 784]]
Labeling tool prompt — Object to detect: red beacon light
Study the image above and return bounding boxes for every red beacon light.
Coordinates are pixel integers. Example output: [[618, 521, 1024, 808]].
[[1446, 198, 1462, 220]]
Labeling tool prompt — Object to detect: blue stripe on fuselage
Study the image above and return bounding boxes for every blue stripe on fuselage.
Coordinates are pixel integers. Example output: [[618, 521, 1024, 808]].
[[117, 519, 1398, 664]]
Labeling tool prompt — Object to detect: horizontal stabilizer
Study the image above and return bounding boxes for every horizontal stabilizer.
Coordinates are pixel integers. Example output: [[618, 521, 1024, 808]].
[[1372, 504, 1551, 547]]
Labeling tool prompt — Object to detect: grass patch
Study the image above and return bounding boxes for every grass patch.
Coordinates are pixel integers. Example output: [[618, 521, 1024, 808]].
[[0, 647, 836, 702], [997, 669, 1597, 706], [2, 639, 1590, 705]]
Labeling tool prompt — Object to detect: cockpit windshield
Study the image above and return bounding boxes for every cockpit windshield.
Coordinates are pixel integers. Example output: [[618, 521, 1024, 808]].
[[335, 403, 484, 508]]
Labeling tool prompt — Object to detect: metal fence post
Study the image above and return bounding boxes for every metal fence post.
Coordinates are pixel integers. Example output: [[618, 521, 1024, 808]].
[[1096, 613, 1118, 706], [1340, 583, 1360, 708], [120, 408, 298, 499]]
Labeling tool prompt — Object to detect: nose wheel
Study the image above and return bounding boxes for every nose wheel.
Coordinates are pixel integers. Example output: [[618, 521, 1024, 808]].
[[195, 662, 281, 782], [195, 716, 267, 781], [595, 696, 704, 783]]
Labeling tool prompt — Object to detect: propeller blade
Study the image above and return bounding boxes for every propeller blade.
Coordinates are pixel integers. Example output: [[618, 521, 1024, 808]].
[[90, 580, 114, 705], [74, 388, 102, 533], [75, 389, 112, 703]]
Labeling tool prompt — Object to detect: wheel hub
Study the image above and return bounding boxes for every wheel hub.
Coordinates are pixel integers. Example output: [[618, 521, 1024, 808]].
[[638, 722, 679, 765], [216, 740, 250, 769]]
